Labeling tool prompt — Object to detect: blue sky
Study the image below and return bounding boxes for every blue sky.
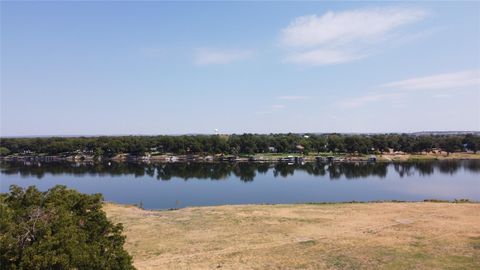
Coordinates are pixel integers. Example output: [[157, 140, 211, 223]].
[[1, 1, 479, 136]]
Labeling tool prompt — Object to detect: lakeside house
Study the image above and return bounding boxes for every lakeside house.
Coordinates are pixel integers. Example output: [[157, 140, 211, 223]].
[[268, 146, 277, 153], [295, 145, 305, 153]]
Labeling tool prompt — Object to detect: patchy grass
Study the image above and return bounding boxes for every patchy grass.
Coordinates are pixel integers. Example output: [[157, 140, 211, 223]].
[[471, 237, 480, 250], [105, 202, 480, 270], [326, 254, 362, 269]]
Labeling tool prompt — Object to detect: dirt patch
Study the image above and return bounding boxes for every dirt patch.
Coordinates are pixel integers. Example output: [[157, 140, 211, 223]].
[[104, 202, 480, 270]]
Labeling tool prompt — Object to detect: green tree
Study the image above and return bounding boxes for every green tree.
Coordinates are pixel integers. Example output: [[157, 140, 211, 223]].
[[0, 146, 11, 156], [0, 185, 135, 270], [463, 134, 480, 153], [440, 136, 462, 155], [310, 135, 326, 154], [327, 135, 345, 153]]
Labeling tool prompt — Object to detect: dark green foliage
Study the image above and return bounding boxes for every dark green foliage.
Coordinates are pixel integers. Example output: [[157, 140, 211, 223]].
[[0, 147, 11, 156], [0, 133, 478, 156], [0, 185, 135, 270], [463, 134, 480, 153], [440, 136, 463, 155]]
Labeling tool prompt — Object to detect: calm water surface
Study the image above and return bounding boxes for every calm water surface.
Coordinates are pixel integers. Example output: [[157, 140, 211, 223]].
[[1, 160, 479, 209]]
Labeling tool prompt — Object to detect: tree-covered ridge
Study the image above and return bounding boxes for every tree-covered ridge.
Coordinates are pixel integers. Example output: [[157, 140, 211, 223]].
[[1, 133, 479, 157], [0, 185, 135, 270]]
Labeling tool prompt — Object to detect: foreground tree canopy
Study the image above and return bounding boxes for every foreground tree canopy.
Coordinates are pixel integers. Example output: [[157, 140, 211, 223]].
[[0, 133, 479, 157], [0, 185, 135, 270]]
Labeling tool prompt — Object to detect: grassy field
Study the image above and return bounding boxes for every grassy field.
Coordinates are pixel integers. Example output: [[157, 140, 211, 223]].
[[105, 202, 480, 270]]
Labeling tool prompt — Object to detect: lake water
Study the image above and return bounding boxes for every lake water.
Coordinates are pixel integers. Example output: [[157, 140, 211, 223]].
[[1, 160, 479, 209]]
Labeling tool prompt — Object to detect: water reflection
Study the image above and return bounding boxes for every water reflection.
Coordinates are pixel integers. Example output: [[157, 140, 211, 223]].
[[2, 160, 479, 209], [2, 160, 479, 182]]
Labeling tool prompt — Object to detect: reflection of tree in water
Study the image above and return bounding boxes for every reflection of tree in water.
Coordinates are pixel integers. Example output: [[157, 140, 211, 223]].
[[156, 163, 234, 181], [393, 161, 462, 177], [394, 163, 415, 178], [413, 162, 434, 176], [232, 163, 257, 182], [1, 160, 479, 182], [272, 163, 388, 179], [145, 165, 155, 177], [299, 163, 327, 177], [256, 163, 270, 174], [273, 163, 295, 178], [437, 161, 460, 175], [339, 163, 387, 179], [0, 161, 147, 179], [466, 160, 480, 172]]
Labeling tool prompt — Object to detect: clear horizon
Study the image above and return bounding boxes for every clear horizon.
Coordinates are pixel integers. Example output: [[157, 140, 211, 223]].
[[1, 1, 479, 136], [2, 130, 480, 139]]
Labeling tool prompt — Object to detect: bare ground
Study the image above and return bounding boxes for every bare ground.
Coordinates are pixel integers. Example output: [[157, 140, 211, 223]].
[[104, 202, 480, 270]]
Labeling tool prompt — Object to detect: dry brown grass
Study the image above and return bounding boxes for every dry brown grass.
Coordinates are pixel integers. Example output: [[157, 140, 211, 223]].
[[380, 152, 480, 162], [104, 202, 480, 270]]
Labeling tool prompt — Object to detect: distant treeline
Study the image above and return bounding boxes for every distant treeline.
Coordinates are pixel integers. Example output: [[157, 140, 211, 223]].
[[0, 133, 479, 157]]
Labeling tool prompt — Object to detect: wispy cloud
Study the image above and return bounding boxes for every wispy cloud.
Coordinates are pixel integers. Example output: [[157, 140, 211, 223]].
[[335, 92, 403, 108], [255, 104, 286, 114], [336, 69, 480, 109], [276, 95, 308, 100], [281, 7, 428, 65], [271, 104, 286, 109], [194, 48, 253, 65], [382, 70, 480, 90], [284, 49, 364, 65]]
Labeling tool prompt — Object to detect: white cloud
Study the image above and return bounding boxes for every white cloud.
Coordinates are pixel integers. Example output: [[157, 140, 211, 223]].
[[281, 8, 427, 48], [280, 7, 427, 65], [284, 49, 364, 65], [276, 95, 308, 100], [271, 104, 286, 109], [194, 48, 252, 65], [335, 92, 403, 108], [382, 70, 480, 90], [336, 69, 480, 109]]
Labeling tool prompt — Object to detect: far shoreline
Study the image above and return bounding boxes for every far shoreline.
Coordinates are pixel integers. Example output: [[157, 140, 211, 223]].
[[105, 199, 479, 212], [2, 152, 480, 164]]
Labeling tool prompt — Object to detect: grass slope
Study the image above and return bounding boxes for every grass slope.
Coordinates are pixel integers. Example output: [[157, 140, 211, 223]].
[[105, 202, 480, 270]]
